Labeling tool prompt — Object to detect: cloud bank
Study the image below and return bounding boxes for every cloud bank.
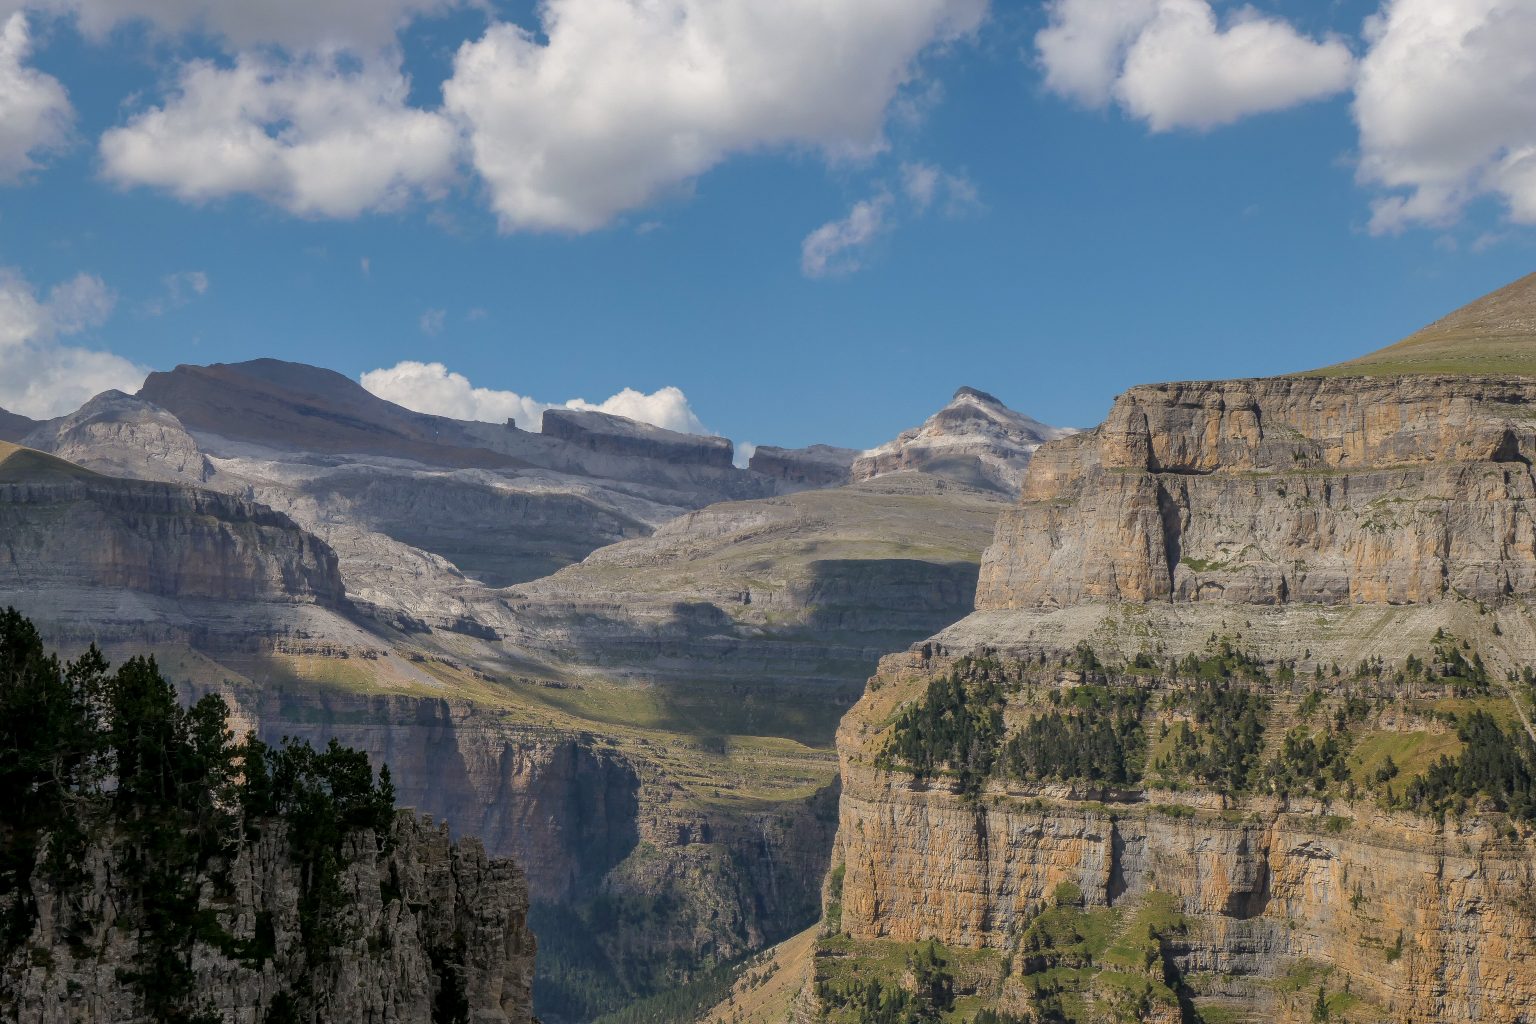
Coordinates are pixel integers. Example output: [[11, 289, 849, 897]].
[[1355, 0, 1536, 232], [99, 53, 458, 217], [0, 13, 72, 183], [360, 361, 710, 435], [0, 268, 146, 418], [1037, 0, 1354, 131], [441, 0, 988, 232]]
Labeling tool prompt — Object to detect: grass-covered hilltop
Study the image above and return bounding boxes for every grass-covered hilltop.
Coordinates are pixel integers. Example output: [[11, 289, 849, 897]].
[[0, 609, 535, 1024], [1307, 270, 1536, 377]]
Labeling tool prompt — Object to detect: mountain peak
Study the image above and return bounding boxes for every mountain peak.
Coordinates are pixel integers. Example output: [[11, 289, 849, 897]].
[[1311, 270, 1536, 377], [852, 389, 1073, 495], [0, 406, 39, 443], [952, 386, 1005, 406]]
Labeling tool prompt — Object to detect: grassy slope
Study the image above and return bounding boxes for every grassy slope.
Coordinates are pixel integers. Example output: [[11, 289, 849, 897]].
[[1304, 270, 1536, 377], [152, 642, 839, 814], [0, 441, 101, 483], [699, 925, 820, 1024], [532, 473, 1006, 614]]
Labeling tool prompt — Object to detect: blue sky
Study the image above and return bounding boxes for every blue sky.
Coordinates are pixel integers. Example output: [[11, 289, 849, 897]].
[[1, 0, 1534, 451]]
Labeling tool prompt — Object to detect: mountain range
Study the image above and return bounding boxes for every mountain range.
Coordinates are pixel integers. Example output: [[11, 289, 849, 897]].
[[0, 361, 1061, 1020], [9, 271, 1536, 1024]]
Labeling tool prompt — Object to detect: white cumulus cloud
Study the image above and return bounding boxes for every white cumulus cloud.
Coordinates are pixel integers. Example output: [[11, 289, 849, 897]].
[[442, 0, 989, 232], [360, 361, 711, 435], [1355, 0, 1536, 232], [0, 267, 146, 418], [0, 12, 72, 183], [1037, 0, 1354, 131], [98, 53, 458, 218]]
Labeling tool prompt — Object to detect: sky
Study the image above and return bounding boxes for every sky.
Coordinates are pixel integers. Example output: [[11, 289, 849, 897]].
[[1, 0, 1535, 453]]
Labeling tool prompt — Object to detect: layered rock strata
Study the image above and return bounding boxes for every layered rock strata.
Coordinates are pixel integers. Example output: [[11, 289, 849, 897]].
[[824, 370, 1536, 1024], [749, 445, 859, 489], [541, 408, 735, 469], [980, 375, 1536, 609]]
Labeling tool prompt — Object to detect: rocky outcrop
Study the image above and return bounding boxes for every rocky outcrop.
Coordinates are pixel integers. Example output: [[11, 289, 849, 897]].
[[4, 811, 535, 1024], [852, 387, 1072, 495], [978, 375, 1536, 610], [0, 442, 362, 656], [24, 390, 211, 484], [541, 408, 735, 469], [749, 445, 859, 490], [0, 461, 346, 609]]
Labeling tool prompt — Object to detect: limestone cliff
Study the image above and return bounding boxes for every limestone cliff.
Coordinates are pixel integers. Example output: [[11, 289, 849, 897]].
[[978, 375, 1536, 610], [821, 358, 1536, 1020], [0, 445, 348, 644], [749, 445, 860, 490], [541, 408, 735, 470]]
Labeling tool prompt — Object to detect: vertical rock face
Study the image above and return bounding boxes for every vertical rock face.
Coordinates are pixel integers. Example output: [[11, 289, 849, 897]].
[[978, 375, 1536, 610], [834, 651, 1536, 1024], [748, 445, 860, 490], [205, 683, 840, 1014], [211, 689, 647, 904], [5, 813, 536, 1024], [0, 470, 347, 609], [823, 369, 1536, 1024], [540, 408, 736, 469], [852, 387, 1074, 495]]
